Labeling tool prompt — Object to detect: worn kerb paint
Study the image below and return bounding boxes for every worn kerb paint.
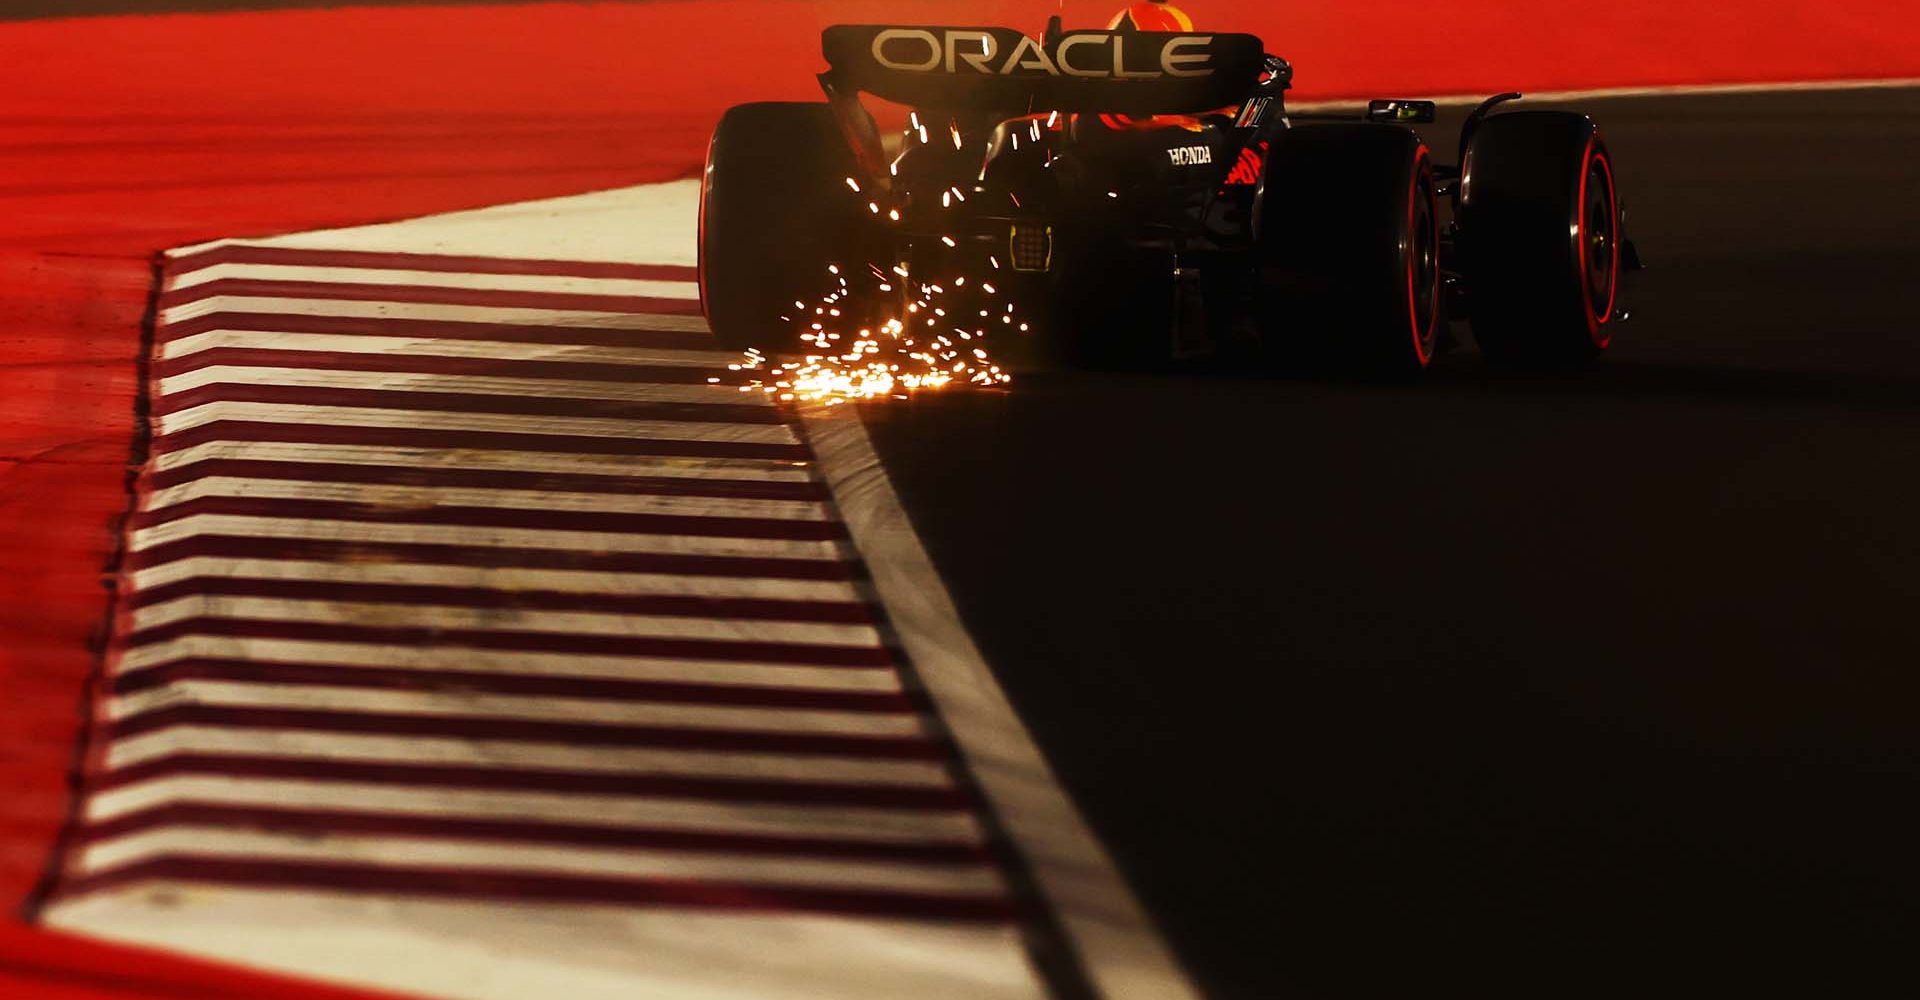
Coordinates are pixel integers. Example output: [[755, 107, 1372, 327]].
[[38, 182, 1195, 1000]]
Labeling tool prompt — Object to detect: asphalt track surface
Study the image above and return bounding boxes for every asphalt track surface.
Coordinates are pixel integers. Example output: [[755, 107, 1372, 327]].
[[862, 86, 1920, 996], [3, 0, 1916, 992]]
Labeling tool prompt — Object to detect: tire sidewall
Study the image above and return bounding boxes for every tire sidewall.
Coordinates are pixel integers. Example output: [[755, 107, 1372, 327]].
[[1458, 110, 1620, 368], [700, 103, 868, 353], [1573, 136, 1621, 349], [1257, 123, 1441, 377]]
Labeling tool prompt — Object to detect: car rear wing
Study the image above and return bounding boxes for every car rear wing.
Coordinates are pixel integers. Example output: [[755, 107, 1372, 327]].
[[820, 25, 1266, 115]]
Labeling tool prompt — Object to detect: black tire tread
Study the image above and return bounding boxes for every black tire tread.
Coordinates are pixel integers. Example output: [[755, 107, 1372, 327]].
[[700, 102, 866, 352], [1458, 110, 1616, 369], [1257, 123, 1438, 377]]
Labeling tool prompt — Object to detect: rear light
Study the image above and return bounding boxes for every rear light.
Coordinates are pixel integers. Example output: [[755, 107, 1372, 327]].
[[1009, 223, 1052, 272]]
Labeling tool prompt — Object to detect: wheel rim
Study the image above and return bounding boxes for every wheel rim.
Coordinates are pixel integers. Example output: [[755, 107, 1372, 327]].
[[1412, 183, 1439, 355], [1405, 152, 1440, 365], [1579, 149, 1620, 342]]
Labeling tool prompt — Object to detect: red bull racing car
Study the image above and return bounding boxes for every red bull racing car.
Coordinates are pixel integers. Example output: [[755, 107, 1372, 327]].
[[698, 5, 1640, 374]]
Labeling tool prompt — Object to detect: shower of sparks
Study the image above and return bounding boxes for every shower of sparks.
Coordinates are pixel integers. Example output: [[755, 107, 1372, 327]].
[[730, 260, 1018, 405]]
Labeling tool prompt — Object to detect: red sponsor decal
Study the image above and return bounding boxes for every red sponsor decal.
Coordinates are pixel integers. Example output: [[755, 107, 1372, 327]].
[[1223, 140, 1268, 187]]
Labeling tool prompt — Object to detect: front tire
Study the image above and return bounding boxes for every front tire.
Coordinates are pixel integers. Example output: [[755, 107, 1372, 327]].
[[1457, 110, 1622, 369], [1256, 124, 1442, 378], [699, 102, 869, 353]]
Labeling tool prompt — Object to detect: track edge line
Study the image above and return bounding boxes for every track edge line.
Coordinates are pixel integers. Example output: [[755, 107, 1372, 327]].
[[800, 401, 1202, 1000]]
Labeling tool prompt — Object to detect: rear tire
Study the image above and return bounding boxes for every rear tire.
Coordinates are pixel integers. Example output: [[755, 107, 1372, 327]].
[[1256, 124, 1441, 378], [699, 102, 870, 353], [1457, 110, 1622, 369]]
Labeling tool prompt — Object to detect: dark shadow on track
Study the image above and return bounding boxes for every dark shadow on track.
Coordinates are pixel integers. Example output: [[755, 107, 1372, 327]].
[[1432, 357, 1920, 411], [863, 86, 1920, 997]]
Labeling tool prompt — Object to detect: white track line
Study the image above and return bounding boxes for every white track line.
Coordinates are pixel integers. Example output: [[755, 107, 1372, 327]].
[[107, 729, 949, 786], [78, 828, 1003, 896], [167, 263, 698, 299], [805, 403, 1202, 1000], [153, 441, 814, 481], [155, 402, 798, 442], [130, 558, 861, 602], [130, 597, 882, 648], [116, 638, 900, 692], [129, 515, 853, 561], [142, 478, 828, 521], [86, 779, 989, 845]]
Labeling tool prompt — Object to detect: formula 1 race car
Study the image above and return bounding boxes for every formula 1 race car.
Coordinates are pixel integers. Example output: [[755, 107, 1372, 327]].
[[698, 14, 1640, 375]]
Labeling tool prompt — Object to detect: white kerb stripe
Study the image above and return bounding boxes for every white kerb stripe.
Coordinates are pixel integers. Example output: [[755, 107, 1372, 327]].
[[130, 596, 880, 648], [130, 558, 862, 603], [159, 368, 741, 407], [153, 441, 814, 482], [76, 828, 1003, 897], [142, 478, 830, 522], [129, 515, 852, 561], [158, 297, 709, 332], [166, 263, 698, 300], [44, 890, 1044, 1000], [155, 402, 796, 442], [115, 638, 900, 693], [108, 681, 918, 737], [107, 729, 949, 786], [160, 330, 736, 366], [85, 778, 988, 845]]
